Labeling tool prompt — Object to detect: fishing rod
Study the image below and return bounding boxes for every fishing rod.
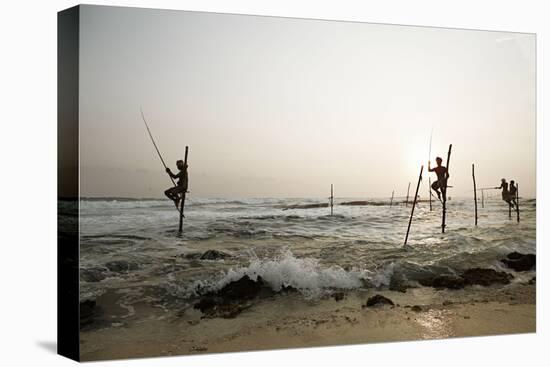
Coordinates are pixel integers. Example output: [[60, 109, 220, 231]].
[[140, 107, 176, 187], [428, 126, 434, 162], [140, 109, 190, 226]]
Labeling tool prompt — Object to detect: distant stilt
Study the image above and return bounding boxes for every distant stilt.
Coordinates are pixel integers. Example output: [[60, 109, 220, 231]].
[[472, 164, 478, 226], [406, 182, 411, 207], [330, 184, 334, 216], [404, 166, 423, 246], [390, 190, 394, 207], [481, 189, 485, 208]]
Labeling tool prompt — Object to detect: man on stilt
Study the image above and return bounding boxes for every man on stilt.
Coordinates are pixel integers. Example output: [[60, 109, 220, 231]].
[[495, 178, 515, 207], [164, 160, 189, 208], [508, 180, 518, 208], [428, 157, 449, 202]]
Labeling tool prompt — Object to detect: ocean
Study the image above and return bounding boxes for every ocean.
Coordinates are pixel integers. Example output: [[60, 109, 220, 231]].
[[75, 196, 536, 317]]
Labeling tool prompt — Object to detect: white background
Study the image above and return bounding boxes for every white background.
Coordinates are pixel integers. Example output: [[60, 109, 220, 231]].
[[0, 0, 547, 366]]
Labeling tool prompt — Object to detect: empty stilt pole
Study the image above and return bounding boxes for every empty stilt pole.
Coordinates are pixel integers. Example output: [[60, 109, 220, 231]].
[[472, 164, 478, 226], [404, 166, 423, 246], [390, 190, 394, 207], [406, 182, 411, 207], [481, 189, 485, 208], [330, 184, 334, 216]]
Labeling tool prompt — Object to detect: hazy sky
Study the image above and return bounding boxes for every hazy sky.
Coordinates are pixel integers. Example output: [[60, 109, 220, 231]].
[[79, 5, 535, 198]]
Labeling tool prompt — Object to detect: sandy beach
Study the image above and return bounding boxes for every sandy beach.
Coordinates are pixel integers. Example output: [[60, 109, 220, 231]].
[[80, 281, 535, 361]]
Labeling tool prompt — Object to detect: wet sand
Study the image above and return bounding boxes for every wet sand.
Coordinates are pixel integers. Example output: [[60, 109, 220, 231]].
[[80, 282, 535, 361]]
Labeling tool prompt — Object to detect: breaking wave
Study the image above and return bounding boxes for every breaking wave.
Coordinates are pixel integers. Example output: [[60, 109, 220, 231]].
[[175, 250, 398, 299]]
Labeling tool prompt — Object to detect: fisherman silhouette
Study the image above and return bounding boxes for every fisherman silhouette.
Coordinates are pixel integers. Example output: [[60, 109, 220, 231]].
[[509, 180, 518, 207], [428, 157, 448, 202], [495, 178, 513, 206], [164, 160, 189, 208]]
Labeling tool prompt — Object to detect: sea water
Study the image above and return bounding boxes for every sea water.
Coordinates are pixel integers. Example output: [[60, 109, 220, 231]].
[[75, 197, 535, 310]]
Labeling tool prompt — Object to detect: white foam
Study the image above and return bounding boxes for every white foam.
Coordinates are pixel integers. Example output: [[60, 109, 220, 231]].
[[369, 262, 396, 288], [191, 250, 371, 298]]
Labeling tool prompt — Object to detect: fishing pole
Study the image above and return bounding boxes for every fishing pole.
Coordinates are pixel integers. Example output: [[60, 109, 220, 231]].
[[428, 126, 434, 162], [140, 107, 176, 187]]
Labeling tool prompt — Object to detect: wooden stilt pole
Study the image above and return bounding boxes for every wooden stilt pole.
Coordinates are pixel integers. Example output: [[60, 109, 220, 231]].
[[472, 164, 478, 226], [404, 166, 423, 246], [390, 190, 394, 207], [406, 182, 411, 207], [330, 184, 334, 216], [481, 189, 485, 208], [516, 183, 520, 223], [178, 146, 189, 232], [442, 144, 452, 233], [428, 177, 432, 211], [508, 203, 512, 219]]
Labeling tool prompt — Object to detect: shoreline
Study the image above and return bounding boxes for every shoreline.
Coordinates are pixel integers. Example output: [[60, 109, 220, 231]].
[[80, 281, 535, 361]]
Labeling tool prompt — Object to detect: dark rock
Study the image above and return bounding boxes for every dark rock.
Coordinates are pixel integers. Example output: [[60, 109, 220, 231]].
[[194, 296, 223, 313], [528, 276, 536, 285], [218, 275, 264, 300], [332, 292, 345, 301], [194, 275, 265, 318], [193, 297, 251, 319], [505, 251, 524, 260], [200, 250, 231, 260], [364, 294, 394, 308], [431, 274, 465, 290], [411, 305, 422, 312], [80, 267, 106, 282], [105, 260, 139, 272], [462, 268, 512, 286], [501, 252, 535, 272]]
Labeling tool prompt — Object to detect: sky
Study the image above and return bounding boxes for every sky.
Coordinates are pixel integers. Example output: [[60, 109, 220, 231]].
[[79, 5, 536, 198]]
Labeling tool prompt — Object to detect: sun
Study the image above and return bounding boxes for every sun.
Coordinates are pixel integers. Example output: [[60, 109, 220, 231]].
[[407, 145, 429, 175]]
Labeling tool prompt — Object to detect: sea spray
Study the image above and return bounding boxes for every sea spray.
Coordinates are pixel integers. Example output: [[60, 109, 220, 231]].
[[173, 250, 403, 299]]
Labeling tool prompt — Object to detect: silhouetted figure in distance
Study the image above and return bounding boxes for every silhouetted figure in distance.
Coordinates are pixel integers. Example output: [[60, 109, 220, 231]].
[[509, 180, 518, 208], [495, 178, 512, 205]]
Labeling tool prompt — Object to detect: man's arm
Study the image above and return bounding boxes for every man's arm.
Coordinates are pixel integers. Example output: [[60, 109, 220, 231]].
[[165, 168, 180, 179], [428, 161, 435, 172]]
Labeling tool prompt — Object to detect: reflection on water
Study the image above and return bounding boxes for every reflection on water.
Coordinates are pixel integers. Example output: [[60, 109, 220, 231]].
[[414, 309, 453, 339]]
